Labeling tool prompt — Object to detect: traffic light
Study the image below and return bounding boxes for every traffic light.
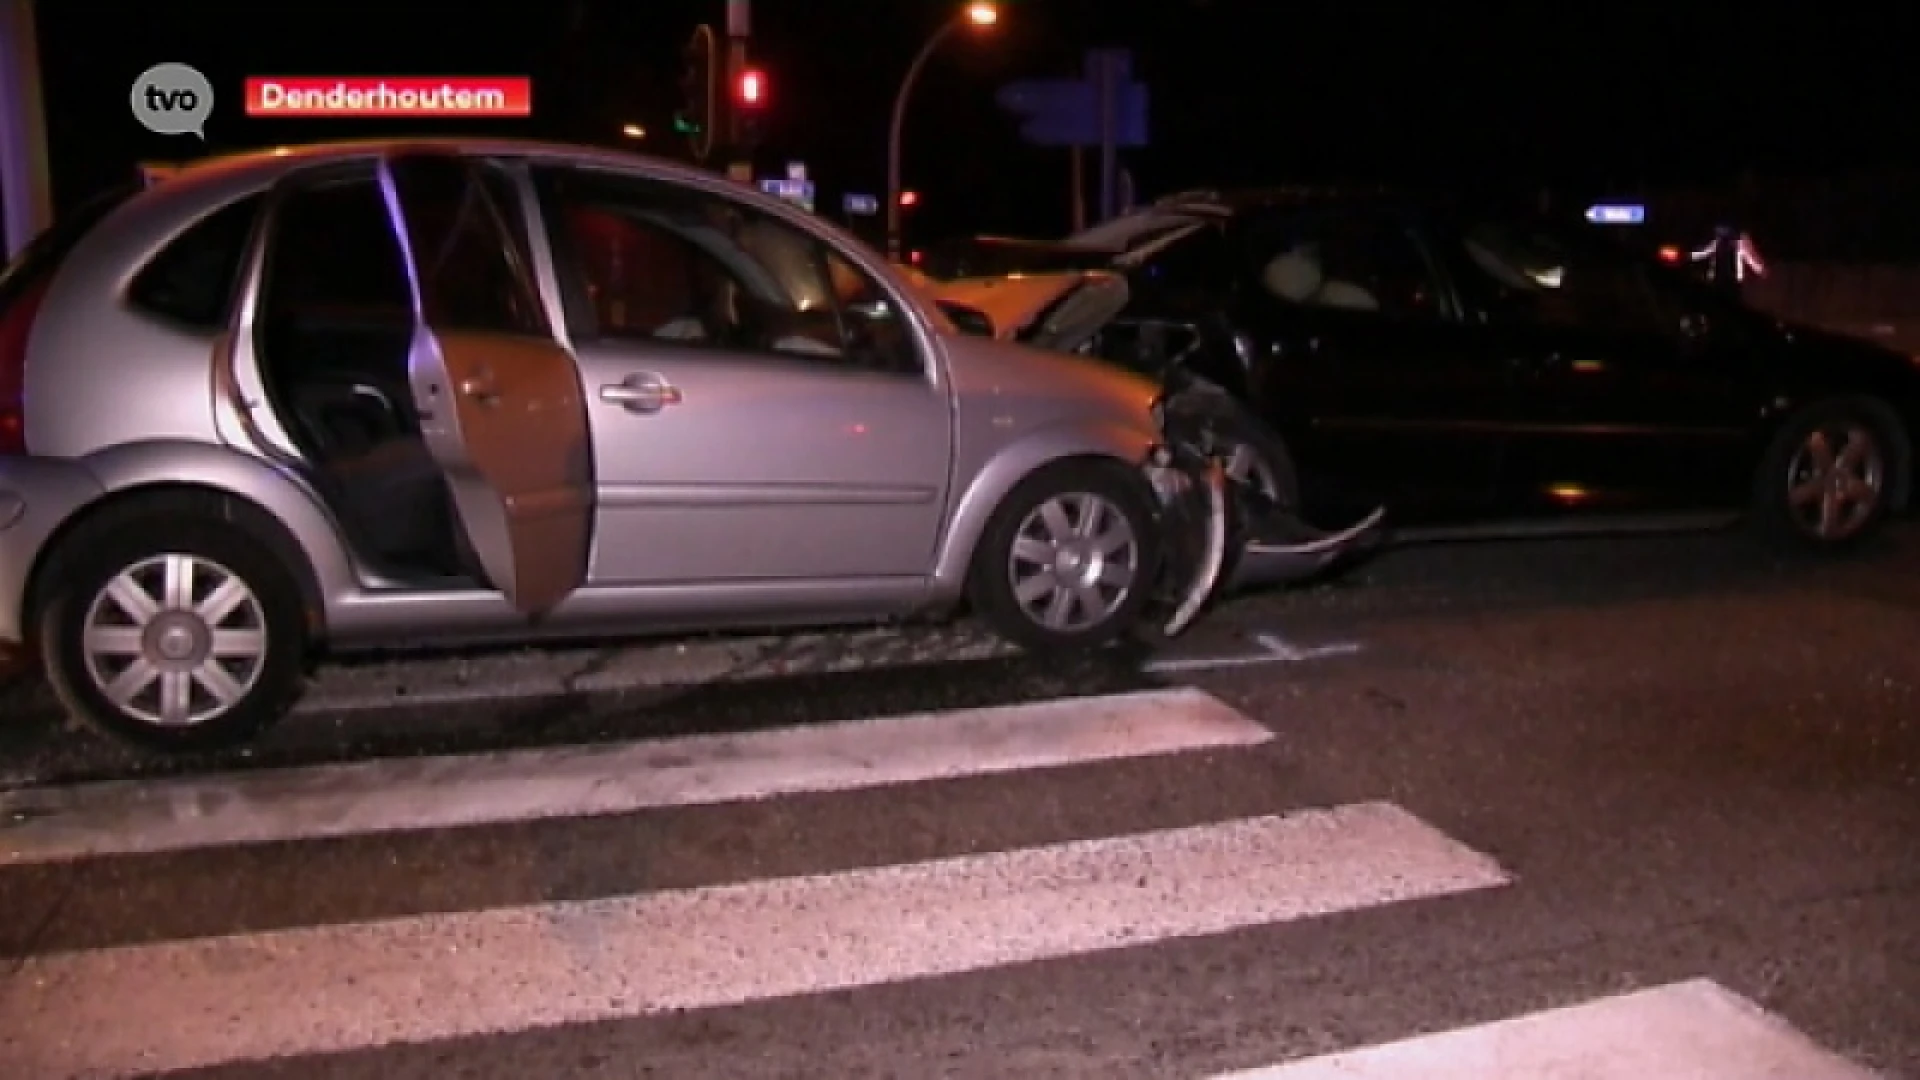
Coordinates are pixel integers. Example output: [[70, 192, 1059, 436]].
[[676, 25, 717, 162], [898, 190, 919, 208], [733, 67, 766, 152], [736, 69, 765, 109]]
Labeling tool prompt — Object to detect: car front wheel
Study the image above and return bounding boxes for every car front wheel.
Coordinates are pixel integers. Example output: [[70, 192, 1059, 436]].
[[38, 510, 310, 752], [969, 460, 1164, 654]]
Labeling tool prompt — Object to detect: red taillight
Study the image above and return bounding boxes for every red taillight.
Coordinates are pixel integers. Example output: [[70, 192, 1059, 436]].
[[0, 273, 50, 455]]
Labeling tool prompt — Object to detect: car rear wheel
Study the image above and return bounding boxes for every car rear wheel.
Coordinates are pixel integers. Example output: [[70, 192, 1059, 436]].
[[1752, 399, 1902, 552], [38, 510, 310, 752], [969, 460, 1163, 654]]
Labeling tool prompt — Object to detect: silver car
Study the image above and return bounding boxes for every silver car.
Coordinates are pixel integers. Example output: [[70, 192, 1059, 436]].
[[0, 139, 1227, 752]]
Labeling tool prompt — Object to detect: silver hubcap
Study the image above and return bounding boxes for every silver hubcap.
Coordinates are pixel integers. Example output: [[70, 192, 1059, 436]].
[[1786, 423, 1885, 542], [1008, 492, 1140, 632], [81, 554, 269, 728]]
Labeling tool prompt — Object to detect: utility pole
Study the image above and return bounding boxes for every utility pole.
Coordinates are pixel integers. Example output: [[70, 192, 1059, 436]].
[[1094, 49, 1120, 223], [723, 0, 752, 183], [0, 0, 53, 258]]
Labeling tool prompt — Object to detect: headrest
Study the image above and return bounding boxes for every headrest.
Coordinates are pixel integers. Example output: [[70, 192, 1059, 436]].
[[1262, 248, 1323, 302]]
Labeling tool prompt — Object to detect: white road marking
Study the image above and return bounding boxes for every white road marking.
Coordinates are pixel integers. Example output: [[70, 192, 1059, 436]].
[[1254, 633, 1363, 663], [0, 688, 1269, 865], [1208, 978, 1880, 1079], [1145, 631, 1363, 674], [0, 803, 1511, 1079]]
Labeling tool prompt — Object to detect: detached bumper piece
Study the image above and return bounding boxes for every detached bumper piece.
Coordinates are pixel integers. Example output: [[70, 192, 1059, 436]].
[[1143, 451, 1230, 640], [1226, 503, 1388, 591]]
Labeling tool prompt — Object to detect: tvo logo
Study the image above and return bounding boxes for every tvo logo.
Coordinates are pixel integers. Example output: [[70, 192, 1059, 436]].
[[131, 62, 214, 139]]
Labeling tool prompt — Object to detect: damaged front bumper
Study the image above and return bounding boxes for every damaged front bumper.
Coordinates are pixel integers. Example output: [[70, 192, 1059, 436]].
[[1142, 442, 1388, 639], [1143, 446, 1230, 639], [1229, 504, 1388, 592]]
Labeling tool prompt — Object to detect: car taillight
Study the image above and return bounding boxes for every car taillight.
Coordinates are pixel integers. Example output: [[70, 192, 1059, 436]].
[[0, 273, 49, 455]]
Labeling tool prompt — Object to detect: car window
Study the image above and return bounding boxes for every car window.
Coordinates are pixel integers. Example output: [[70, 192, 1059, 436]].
[[126, 194, 263, 329], [533, 166, 920, 374], [1459, 221, 1669, 335], [1243, 210, 1446, 321], [1127, 222, 1232, 292], [258, 174, 413, 324], [384, 156, 550, 336]]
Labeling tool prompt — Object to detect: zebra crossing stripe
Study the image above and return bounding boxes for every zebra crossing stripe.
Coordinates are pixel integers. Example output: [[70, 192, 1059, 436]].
[[1207, 978, 1878, 1079], [0, 687, 1269, 865], [0, 802, 1510, 1078]]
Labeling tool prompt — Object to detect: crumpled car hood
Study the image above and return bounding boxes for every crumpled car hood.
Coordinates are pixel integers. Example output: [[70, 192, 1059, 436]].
[[914, 270, 1130, 353]]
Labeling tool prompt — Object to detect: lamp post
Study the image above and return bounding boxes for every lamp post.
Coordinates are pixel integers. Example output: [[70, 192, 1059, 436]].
[[886, 1, 996, 261]]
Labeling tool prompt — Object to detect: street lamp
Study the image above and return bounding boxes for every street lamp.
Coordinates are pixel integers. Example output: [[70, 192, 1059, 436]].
[[886, 1, 998, 260], [620, 123, 647, 140]]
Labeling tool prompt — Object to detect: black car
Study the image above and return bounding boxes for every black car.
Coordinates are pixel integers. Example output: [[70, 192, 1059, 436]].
[[939, 189, 1920, 552]]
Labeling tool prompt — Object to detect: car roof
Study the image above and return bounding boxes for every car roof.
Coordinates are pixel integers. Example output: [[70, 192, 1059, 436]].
[[77, 136, 862, 299], [1148, 185, 1441, 217], [153, 136, 727, 194]]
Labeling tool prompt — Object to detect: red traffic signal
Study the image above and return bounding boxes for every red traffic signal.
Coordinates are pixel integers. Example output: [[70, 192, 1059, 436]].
[[737, 69, 766, 108], [898, 190, 919, 207]]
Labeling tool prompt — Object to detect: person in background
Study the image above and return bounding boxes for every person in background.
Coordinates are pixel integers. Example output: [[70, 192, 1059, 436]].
[[1691, 224, 1767, 299]]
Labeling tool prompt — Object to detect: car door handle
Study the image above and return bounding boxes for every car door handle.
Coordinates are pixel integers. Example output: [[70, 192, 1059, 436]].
[[599, 375, 683, 413], [457, 372, 500, 405]]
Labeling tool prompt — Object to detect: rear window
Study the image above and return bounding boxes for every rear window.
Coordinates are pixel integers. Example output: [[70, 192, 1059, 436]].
[[0, 185, 137, 311], [126, 195, 263, 328]]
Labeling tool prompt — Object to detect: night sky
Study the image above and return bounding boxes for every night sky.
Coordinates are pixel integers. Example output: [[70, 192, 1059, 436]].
[[31, 0, 1920, 247]]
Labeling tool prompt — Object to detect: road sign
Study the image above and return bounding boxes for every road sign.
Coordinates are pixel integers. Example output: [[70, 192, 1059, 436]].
[[995, 79, 1147, 148], [1585, 203, 1646, 225], [843, 193, 878, 216], [758, 176, 815, 212]]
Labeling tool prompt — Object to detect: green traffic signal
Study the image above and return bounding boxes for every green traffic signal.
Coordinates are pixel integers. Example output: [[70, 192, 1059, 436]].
[[673, 113, 702, 135]]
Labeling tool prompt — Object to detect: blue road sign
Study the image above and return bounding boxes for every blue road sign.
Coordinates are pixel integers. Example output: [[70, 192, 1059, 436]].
[[1585, 203, 1646, 225], [759, 177, 815, 212], [995, 79, 1147, 148]]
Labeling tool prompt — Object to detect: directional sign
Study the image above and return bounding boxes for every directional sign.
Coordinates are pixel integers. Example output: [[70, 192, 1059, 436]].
[[1585, 203, 1646, 225], [759, 177, 815, 212], [995, 79, 1148, 148]]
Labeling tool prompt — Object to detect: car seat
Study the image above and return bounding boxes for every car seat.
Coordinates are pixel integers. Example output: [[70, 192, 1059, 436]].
[[1260, 245, 1381, 311], [1262, 247, 1324, 303]]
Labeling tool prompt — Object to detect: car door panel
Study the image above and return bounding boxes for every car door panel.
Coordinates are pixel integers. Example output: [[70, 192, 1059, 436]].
[[380, 152, 594, 613], [1228, 209, 1509, 526], [1453, 224, 1761, 514], [1253, 307, 1509, 525], [573, 344, 951, 584], [530, 164, 952, 586], [1499, 326, 1757, 513]]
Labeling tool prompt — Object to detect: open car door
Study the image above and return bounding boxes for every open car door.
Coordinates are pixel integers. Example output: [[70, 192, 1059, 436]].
[[378, 150, 594, 615]]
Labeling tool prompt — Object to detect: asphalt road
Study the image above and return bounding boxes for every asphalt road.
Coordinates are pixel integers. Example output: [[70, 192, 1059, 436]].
[[0, 522, 1915, 1078]]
